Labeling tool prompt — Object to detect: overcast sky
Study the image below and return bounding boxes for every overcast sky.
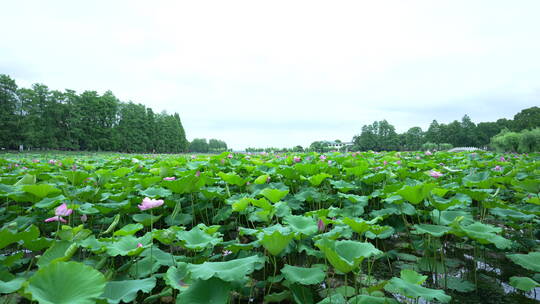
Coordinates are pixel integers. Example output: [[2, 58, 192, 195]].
[[1, 1, 539, 150]]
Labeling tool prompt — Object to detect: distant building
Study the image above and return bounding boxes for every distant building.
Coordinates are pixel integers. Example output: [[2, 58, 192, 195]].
[[323, 141, 353, 150]]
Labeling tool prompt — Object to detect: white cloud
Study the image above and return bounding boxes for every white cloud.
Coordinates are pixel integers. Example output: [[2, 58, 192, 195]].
[[1, 0, 539, 149]]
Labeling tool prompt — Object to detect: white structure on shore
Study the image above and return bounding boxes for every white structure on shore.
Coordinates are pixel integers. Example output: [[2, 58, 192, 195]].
[[323, 141, 353, 150]]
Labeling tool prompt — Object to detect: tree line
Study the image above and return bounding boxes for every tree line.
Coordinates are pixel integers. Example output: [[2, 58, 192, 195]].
[[351, 108, 539, 152], [0, 74, 188, 153], [188, 138, 228, 153], [244, 107, 539, 153]]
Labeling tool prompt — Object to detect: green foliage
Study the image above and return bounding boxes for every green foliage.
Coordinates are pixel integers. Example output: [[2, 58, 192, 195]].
[[0, 74, 187, 152], [491, 127, 540, 152], [26, 261, 106, 304], [0, 150, 538, 303]]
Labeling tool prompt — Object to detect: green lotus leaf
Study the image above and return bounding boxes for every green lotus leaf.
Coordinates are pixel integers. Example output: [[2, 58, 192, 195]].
[[281, 264, 325, 285], [445, 277, 475, 292], [384, 270, 451, 303], [37, 240, 77, 267], [342, 217, 381, 235], [348, 295, 398, 304], [63, 171, 90, 186], [365, 225, 395, 239], [26, 261, 106, 304], [289, 283, 314, 304], [412, 224, 451, 237], [132, 213, 162, 226], [284, 215, 318, 236], [0, 277, 26, 294], [22, 184, 61, 200], [14, 174, 36, 186], [57, 224, 92, 242], [295, 187, 322, 202], [231, 197, 250, 212], [507, 252, 540, 272], [260, 188, 289, 203], [460, 222, 512, 249], [490, 208, 535, 221], [396, 183, 436, 205], [187, 255, 265, 282], [309, 173, 332, 186], [512, 178, 540, 193], [164, 174, 206, 194], [0, 225, 39, 250], [177, 226, 222, 251], [400, 269, 427, 284], [431, 210, 473, 226], [165, 263, 190, 290], [176, 277, 231, 304], [337, 193, 369, 205], [329, 180, 356, 192], [315, 239, 382, 273], [100, 277, 156, 304], [139, 186, 171, 198], [218, 172, 246, 186], [35, 195, 67, 208], [113, 223, 144, 236], [259, 225, 295, 255], [509, 276, 539, 292], [265, 290, 291, 303], [249, 174, 266, 185], [430, 193, 471, 211], [462, 171, 491, 187], [317, 294, 347, 304], [105, 235, 149, 256], [112, 167, 131, 177]]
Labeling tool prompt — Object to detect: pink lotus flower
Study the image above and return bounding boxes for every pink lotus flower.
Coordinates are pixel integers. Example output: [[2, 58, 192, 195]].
[[429, 170, 443, 178], [137, 243, 143, 248], [493, 165, 502, 172], [138, 197, 164, 211], [72, 164, 77, 171], [425, 151, 432, 156], [293, 156, 301, 163], [500, 156, 506, 162], [45, 216, 67, 223], [416, 156, 421, 160], [396, 160, 401, 165], [320, 155, 327, 161], [195, 171, 201, 177], [32, 159, 40, 163], [48, 159, 56, 164], [317, 219, 325, 232], [227, 154, 233, 159], [383, 160, 388, 165], [55, 203, 73, 217], [163, 176, 176, 181]]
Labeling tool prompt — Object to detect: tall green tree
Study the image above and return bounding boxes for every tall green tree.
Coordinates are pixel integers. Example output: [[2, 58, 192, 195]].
[[513, 106, 540, 131], [0, 75, 18, 149], [403, 127, 424, 151]]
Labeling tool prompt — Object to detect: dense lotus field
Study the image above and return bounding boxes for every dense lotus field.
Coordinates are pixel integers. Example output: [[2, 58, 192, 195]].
[[0, 151, 539, 304]]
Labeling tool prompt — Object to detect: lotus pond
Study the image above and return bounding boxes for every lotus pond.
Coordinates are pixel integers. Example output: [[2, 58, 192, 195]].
[[0, 151, 539, 304]]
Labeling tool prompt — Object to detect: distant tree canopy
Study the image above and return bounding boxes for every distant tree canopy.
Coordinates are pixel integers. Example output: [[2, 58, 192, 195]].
[[351, 107, 540, 152], [0, 74, 188, 153], [189, 138, 228, 153]]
